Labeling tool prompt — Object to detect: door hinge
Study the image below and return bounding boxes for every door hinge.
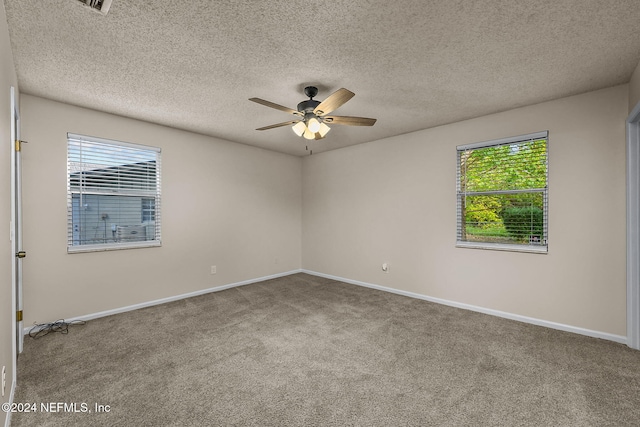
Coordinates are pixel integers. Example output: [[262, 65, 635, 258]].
[[15, 140, 27, 151], [16, 310, 23, 322], [16, 251, 26, 259]]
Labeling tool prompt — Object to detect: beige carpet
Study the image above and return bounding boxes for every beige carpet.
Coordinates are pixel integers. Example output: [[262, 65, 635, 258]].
[[11, 273, 640, 426]]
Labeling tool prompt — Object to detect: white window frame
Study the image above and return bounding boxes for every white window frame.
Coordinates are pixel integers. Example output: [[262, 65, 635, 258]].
[[456, 131, 549, 254], [67, 133, 162, 253]]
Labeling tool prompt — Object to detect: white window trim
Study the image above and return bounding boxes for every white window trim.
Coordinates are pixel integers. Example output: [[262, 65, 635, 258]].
[[67, 239, 161, 254], [456, 241, 548, 254], [456, 131, 549, 254], [66, 133, 162, 253]]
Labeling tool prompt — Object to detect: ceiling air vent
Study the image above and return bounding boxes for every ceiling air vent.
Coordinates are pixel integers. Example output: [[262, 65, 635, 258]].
[[74, 0, 113, 15]]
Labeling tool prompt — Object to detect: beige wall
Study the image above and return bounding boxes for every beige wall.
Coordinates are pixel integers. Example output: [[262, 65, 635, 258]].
[[630, 60, 640, 112], [20, 95, 302, 325], [1, 1, 18, 423], [302, 85, 628, 336]]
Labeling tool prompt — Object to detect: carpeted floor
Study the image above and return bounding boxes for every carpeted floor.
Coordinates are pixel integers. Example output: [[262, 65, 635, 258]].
[[10, 273, 640, 426]]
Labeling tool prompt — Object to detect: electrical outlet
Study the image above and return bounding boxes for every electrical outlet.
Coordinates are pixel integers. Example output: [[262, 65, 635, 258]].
[[210, 265, 217, 275], [2, 365, 5, 397]]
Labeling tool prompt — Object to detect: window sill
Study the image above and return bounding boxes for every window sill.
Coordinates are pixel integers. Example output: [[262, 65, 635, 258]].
[[67, 240, 161, 254], [456, 241, 547, 254]]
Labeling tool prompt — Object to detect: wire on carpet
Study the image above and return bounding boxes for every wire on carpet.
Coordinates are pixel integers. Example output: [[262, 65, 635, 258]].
[[28, 319, 86, 339]]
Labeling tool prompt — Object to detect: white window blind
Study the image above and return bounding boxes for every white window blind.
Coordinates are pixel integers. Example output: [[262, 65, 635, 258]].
[[456, 131, 548, 253], [67, 133, 161, 252]]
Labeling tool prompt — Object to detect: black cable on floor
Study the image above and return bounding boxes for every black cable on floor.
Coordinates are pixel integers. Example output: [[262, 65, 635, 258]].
[[28, 319, 86, 339]]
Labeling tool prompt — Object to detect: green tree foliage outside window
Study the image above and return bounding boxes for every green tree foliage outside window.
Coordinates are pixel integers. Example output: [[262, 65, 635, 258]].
[[457, 135, 548, 248]]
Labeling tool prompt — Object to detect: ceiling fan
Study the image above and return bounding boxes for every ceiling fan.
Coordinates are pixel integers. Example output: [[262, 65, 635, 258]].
[[249, 86, 376, 141]]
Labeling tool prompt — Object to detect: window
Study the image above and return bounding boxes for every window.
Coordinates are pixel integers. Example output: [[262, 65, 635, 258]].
[[456, 131, 548, 253], [141, 198, 155, 222], [67, 133, 161, 252]]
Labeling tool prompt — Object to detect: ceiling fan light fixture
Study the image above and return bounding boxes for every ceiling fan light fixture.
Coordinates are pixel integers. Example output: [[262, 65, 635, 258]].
[[307, 117, 321, 133], [292, 121, 306, 137], [303, 128, 316, 140], [318, 122, 331, 137]]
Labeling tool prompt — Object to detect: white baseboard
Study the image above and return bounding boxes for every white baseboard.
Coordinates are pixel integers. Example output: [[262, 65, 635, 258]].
[[21, 268, 626, 346], [302, 269, 627, 345], [4, 379, 16, 427], [23, 269, 302, 336]]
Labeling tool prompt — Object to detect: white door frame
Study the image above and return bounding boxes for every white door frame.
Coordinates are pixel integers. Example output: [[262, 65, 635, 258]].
[[627, 100, 640, 350], [10, 86, 23, 365]]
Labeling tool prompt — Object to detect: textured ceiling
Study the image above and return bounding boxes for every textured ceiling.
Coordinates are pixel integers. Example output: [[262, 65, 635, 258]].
[[4, 0, 640, 156]]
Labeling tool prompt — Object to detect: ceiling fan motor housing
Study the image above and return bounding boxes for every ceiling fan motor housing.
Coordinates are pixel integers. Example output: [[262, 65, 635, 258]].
[[297, 99, 321, 114]]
